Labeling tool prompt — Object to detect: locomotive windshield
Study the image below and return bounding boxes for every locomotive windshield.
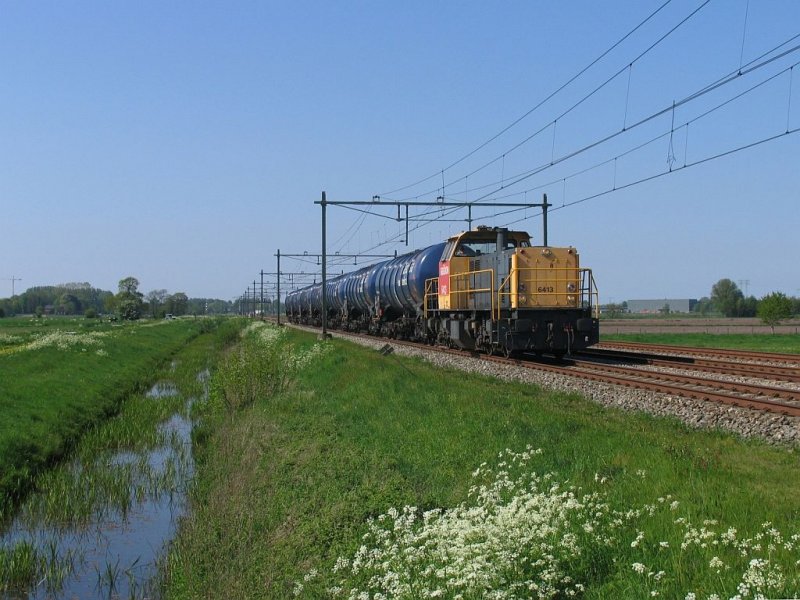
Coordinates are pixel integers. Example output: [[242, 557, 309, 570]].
[[454, 239, 529, 256]]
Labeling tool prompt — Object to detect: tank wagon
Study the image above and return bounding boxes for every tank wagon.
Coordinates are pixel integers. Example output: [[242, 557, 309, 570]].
[[285, 226, 599, 357]]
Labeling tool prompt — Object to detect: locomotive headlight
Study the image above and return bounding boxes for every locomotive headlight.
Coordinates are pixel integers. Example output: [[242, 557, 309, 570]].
[[567, 282, 577, 293]]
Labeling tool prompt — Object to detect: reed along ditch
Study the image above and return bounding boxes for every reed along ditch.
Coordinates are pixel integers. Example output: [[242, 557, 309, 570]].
[[0, 318, 243, 599]]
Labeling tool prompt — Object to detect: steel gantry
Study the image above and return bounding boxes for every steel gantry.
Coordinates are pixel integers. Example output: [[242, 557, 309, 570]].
[[315, 191, 552, 337]]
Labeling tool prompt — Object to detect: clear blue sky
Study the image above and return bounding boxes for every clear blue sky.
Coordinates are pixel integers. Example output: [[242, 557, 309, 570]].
[[2, 1, 798, 303]]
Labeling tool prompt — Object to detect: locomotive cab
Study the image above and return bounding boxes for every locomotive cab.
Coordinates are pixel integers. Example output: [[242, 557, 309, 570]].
[[428, 226, 599, 356]]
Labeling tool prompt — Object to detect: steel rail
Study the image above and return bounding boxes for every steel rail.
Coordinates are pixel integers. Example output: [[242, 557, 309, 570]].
[[578, 348, 800, 383], [597, 341, 800, 365], [565, 358, 800, 403]]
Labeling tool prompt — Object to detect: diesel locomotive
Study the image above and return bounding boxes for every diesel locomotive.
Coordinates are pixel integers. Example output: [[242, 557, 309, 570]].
[[285, 226, 599, 357]]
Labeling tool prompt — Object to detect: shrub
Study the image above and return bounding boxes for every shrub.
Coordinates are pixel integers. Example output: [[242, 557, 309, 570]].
[[209, 322, 328, 413], [84, 308, 97, 319]]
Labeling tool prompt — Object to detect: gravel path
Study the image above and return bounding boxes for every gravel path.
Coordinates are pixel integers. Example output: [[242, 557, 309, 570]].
[[294, 325, 800, 449]]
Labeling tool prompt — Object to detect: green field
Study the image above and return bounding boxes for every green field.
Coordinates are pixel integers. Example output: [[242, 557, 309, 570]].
[[164, 324, 800, 599], [601, 332, 800, 354], [0, 316, 220, 515]]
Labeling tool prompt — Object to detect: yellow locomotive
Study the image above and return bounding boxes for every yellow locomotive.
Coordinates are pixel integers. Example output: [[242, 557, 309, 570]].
[[423, 226, 599, 357]]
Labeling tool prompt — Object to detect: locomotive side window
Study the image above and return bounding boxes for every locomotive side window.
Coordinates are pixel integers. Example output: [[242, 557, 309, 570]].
[[454, 243, 477, 257], [455, 239, 518, 256]]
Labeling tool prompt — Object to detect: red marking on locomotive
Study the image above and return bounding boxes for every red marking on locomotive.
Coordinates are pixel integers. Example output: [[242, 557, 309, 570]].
[[438, 261, 450, 296]]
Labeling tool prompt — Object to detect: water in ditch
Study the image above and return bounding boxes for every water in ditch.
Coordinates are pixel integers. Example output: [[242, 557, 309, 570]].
[[0, 374, 206, 599]]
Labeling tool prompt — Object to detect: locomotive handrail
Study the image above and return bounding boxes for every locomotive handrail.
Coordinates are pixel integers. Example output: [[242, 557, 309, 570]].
[[585, 269, 600, 319], [497, 267, 598, 318], [426, 265, 599, 321], [447, 268, 496, 319]]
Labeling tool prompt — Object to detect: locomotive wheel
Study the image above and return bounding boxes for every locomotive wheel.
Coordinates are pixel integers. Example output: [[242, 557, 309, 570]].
[[502, 345, 514, 359]]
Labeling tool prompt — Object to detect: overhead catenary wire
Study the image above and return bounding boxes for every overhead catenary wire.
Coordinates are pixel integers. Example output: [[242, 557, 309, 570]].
[[328, 10, 799, 260], [383, 0, 711, 202], [443, 39, 800, 209], [354, 55, 799, 254], [503, 126, 800, 227], [384, 31, 800, 208], [379, 0, 676, 197], [474, 59, 800, 220]]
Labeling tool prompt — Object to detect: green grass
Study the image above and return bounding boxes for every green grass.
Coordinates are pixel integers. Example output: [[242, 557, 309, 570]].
[[0, 317, 239, 515], [164, 326, 800, 599], [601, 332, 800, 353]]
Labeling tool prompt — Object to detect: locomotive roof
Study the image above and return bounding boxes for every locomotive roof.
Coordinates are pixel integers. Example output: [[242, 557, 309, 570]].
[[447, 227, 531, 243]]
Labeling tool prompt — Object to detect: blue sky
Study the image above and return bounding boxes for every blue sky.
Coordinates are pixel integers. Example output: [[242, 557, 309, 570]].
[[1, 1, 798, 302]]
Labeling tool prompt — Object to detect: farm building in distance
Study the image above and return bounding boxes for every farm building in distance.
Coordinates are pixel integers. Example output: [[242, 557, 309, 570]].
[[626, 299, 698, 314]]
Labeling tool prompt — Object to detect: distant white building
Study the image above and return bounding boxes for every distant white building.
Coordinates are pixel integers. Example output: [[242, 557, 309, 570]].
[[626, 299, 698, 314]]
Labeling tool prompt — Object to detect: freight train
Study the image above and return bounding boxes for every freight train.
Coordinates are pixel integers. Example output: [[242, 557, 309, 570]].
[[285, 226, 599, 357]]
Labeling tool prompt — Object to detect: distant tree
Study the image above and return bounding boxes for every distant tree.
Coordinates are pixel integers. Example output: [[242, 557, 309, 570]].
[[710, 279, 744, 317], [166, 292, 189, 316], [84, 307, 97, 319], [145, 289, 169, 318], [791, 296, 800, 316], [57, 293, 82, 315], [103, 294, 117, 314], [737, 295, 758, 318], [117, 298, 142, 321], [0, 307, 5, 318], [35, 306, 43, 318], [758, 292, 793, 333], [116, 276, 144, 320], [693, 297, 713, 315], [118, 277, 140, 296]]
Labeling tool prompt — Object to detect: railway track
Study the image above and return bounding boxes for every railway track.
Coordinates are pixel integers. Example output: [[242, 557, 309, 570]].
[[488, 351, 800, 418], [287, 323, 800, 418], [576, 348, 800, 383], [597, 340, 800, 365]]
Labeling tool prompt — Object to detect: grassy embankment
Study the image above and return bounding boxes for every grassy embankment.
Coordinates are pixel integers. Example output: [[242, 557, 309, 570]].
[[601, 332, 800, 354], [165, 324, 800, 600], [0, 316, 233, 516]]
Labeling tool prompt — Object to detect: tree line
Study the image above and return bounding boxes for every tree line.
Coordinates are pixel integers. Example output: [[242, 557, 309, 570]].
[[0, 277, 233, 319], [603, 277, 798, 327]]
